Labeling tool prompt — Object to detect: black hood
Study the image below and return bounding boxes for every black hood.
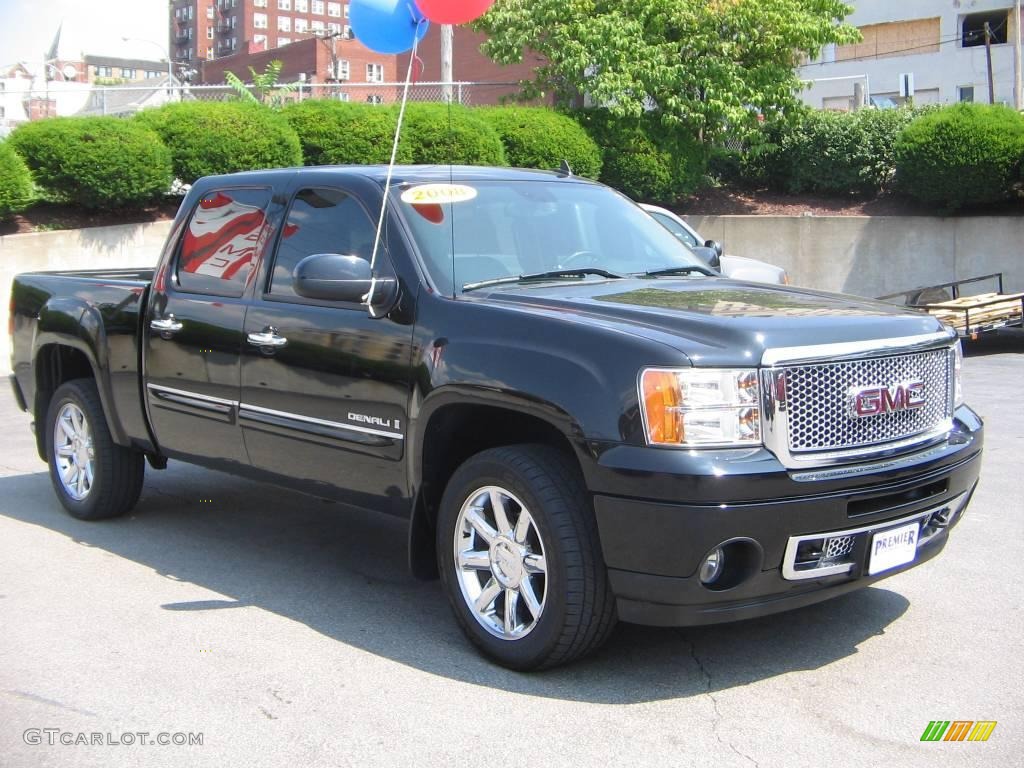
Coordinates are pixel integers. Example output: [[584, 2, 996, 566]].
[[469, 277, 946, 367]]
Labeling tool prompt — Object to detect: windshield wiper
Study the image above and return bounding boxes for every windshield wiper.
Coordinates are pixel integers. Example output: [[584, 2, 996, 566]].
[[462, 268, 625, 292], [641, 265, 716, 278]]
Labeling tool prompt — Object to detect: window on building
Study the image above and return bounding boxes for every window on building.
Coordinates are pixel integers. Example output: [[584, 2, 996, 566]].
[[838, 18, 940, 61], [366, 63, 383, 82], [312, 19, 325, 32], [121, 68, 136, 79], [295, 0, 308, 11], [207, 27, 215, 39], [279, 0, 291, 9], [95, 65, 112, 77], [958, 85, 975, 102], [295, 18, 308, 32], [207, 48, 215, 59], [208, 7, 216, 18], [343, 24, 352, 39], [344, 3, 349, 18], [366, 94, 383, 104], [253, 0, 266, 6], [328, 2, 341, 17], [328, 22, 341, 34], [188, 6, 194, 18], [145, 70, 160, 79], [177, 188, 272, 297], [254, 12, 268, 28], [312, 0, 325, 14], [278, 16, 292, 31], [277, 37, 291, 47], [962, 10, 1009, 47], [334, 59, 350, 80]]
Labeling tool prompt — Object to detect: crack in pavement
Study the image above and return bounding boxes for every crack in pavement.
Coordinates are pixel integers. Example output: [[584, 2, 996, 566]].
[[679, 631, 761, 768]]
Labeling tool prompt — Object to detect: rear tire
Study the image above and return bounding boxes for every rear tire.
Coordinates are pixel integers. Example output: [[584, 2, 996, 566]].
[[45, 379, 145, 521], [437, 444, 616, 670]]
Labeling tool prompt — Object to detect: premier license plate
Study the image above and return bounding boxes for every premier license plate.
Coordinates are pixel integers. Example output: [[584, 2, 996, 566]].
[[868, 521, 920, 575]]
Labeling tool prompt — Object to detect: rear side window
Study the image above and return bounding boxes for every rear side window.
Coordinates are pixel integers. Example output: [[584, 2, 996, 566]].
[[268, 187, 380, 299], [176, 187, 272, 297]]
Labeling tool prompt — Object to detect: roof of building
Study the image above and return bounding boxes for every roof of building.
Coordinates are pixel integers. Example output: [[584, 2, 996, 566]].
[[84, 55, 168, 70], [75, 75, 178, 116]]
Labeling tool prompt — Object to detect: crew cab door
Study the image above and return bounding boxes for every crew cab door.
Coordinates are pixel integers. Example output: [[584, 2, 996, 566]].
[[239, 184, 415, 514], [144, 185, 278, 467]]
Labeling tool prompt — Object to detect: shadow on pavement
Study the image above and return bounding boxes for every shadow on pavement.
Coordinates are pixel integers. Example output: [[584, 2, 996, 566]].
[[0, 467, 909, 704], [962, 327, 1023, 357]]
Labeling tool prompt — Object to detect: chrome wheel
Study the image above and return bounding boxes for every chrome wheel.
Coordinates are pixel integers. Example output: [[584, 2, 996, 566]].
[[53, 403, 95, 501], [453, 486, 548, 640]]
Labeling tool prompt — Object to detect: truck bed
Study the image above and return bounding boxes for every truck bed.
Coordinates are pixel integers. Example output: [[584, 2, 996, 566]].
[[878, 273, 1024, 339], [9, 268, 156, 454]]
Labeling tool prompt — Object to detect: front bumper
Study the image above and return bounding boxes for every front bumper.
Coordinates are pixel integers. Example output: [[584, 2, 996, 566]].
[[589, 407, 983, 626]]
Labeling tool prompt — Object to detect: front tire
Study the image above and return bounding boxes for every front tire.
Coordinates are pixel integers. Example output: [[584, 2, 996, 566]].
[[45, 379, 145, 520], [437, 445, 616, 670]]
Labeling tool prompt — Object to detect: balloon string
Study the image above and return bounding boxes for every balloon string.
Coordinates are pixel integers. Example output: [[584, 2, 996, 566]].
[[365, 19, 424, 317]]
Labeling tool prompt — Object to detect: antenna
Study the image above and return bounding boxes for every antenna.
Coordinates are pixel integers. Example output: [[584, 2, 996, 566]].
[[558, 159, 574, 177]]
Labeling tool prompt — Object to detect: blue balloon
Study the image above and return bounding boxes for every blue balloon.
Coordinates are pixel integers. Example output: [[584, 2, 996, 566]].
[[350, 0, 429, 55]]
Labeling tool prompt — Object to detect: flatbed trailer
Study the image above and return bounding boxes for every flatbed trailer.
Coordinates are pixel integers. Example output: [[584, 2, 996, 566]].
[[879, 273, 1024, 340]]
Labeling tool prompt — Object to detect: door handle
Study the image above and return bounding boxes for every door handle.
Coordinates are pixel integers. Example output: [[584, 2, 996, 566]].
[[150, 315, 183, 335], [247, 329, 289, 349]]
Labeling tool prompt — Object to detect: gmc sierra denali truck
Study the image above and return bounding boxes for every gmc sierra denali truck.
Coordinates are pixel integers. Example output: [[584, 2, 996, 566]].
[[8, 166, 983, 670]]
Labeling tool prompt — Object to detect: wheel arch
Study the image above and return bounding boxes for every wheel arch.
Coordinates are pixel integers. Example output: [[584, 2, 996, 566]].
[[407, 389, 590, 580]]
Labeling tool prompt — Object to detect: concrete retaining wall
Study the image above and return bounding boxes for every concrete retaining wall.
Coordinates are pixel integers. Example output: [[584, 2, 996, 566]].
[[684, 215, 1024, 299], [2, 215, 1021, 374], [1, 221, 173, 372]]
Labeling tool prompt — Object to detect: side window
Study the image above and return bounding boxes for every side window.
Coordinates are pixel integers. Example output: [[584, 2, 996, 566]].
[[176, 187, 272, 297], [268, 187, 380, 300]]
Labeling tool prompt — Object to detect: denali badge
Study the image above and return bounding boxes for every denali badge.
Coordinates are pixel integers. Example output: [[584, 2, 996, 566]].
[[850, 382, 925, 418]]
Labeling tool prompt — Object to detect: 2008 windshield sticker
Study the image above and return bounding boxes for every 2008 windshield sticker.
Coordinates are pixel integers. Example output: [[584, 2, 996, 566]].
[[400, 184, 478, 205]]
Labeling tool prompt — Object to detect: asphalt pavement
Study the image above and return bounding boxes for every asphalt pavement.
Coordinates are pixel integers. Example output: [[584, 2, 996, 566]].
[[1, 330, 1021, 768]]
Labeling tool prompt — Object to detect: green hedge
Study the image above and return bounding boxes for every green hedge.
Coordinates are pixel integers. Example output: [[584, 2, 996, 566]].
[[400, 103, 506, 166], [136, 101, 302, 183], [895, 103, 1024, 211], [475, 106, 602, 178], [570, 110, 704, 203], [0, 140, 34, 219], [8, 117, 171, 209], [282, 99, 413, 165], [757, 107, 929, 196]]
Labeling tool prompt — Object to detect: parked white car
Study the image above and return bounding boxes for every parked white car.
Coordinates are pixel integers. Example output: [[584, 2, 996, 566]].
[[640, 204, 789, 285]]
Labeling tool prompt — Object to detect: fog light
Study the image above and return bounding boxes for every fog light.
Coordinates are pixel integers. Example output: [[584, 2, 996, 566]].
[[699, 547, 725, 584]]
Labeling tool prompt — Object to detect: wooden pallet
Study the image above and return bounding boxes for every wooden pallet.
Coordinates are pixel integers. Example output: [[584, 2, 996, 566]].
[[920, 292, 1024, 334]]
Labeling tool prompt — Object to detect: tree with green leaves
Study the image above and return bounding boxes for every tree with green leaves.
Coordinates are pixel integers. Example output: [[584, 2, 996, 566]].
[[225, 60, 296, 109], [477, 0, 859, 144]]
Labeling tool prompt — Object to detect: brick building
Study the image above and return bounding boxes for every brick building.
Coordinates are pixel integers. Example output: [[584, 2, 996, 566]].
[[398, 24, 549, 105], [172, 0, 394, 88]]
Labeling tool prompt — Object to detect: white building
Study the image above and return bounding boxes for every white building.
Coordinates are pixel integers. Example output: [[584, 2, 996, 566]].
[[798, 0, 1021, 110]]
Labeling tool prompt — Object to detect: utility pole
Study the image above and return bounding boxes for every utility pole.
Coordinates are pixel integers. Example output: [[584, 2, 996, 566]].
[[1016, 0, 1022, 109], [441, 24, 453, 103], [985, 21, 996, 104]]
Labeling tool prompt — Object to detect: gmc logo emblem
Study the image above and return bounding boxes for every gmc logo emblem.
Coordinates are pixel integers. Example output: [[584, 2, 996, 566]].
[[850, 382, 926, 417]]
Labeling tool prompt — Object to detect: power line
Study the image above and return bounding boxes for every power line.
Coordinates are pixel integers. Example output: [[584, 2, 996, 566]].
[[801, 28, 1006, 67]]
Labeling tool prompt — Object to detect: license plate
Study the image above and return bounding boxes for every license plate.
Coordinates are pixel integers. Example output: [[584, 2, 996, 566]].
[[868, 521, 920, 575]]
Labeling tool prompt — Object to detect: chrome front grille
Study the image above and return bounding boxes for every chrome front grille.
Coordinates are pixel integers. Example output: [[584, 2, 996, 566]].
[[782, 349, 952, 453]]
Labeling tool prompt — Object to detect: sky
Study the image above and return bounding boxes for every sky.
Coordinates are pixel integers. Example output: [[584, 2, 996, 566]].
[[0, 0, 168, 66]]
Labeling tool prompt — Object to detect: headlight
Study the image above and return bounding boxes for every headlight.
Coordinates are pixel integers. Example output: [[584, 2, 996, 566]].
[[953, 340, 964, 408], [639, 368, 762, 447]]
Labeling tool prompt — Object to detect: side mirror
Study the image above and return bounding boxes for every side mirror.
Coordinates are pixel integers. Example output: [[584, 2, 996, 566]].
[[690, 246, 721, 271], [293, 253, 398, 313], [704, 239, 724, 259]]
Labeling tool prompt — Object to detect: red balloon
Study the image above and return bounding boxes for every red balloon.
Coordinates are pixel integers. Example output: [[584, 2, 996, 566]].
[[415, 0, 494, 25]]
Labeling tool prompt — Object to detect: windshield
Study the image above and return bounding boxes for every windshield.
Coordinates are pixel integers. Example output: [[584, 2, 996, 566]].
[[394, 180, 707, 293]]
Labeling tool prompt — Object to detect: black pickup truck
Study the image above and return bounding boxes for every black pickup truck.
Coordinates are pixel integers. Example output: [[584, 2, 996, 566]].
[[8, 166, 983, 669]]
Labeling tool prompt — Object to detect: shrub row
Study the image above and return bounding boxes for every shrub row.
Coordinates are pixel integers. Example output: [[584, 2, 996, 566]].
[[0, 141, 33, 219], [739, 102, 1024, 210]]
